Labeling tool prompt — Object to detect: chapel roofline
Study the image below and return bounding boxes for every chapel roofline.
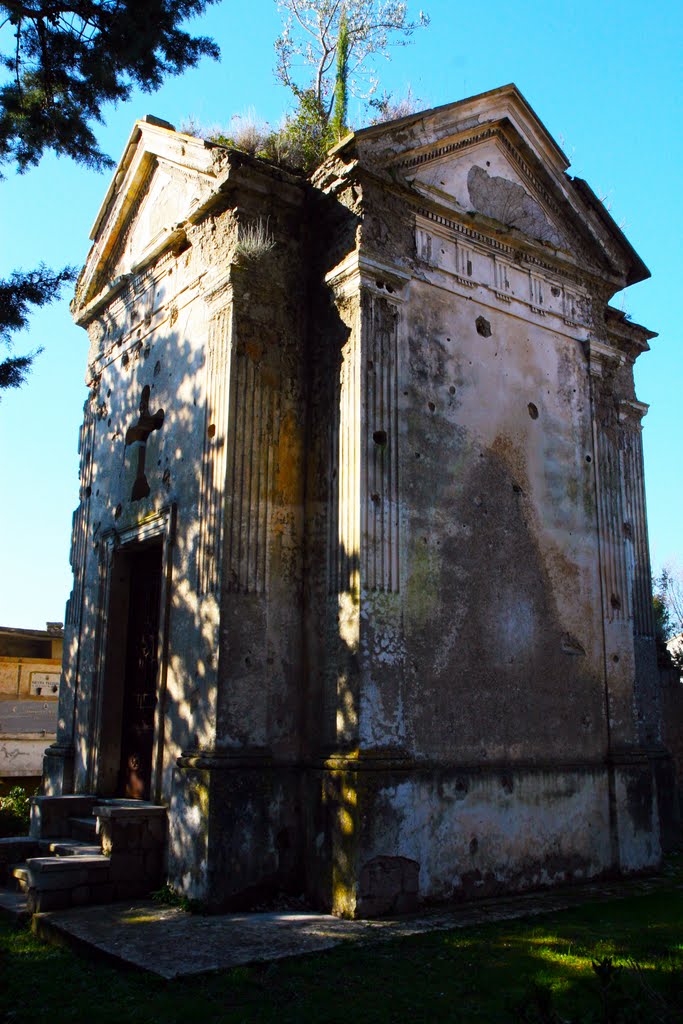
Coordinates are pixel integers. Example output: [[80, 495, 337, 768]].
[[330, 83, 650, 289], [330, 84, 570, 171]]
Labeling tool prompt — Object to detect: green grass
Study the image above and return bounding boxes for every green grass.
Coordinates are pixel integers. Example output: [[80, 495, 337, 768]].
[[1, 869, 682, 1023]]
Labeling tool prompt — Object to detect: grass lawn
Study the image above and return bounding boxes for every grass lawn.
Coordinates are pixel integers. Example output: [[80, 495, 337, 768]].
[[1, 868, 682, 1023]]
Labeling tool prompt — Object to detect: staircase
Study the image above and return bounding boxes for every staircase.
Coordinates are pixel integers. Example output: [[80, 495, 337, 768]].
[[0, 796, 167, 918]]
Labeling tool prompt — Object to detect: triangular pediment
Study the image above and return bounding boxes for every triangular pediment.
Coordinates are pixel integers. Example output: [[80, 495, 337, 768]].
[[407, 132, 571, 252], [340, 85, 648, 287], [74, 118, 222, 317]]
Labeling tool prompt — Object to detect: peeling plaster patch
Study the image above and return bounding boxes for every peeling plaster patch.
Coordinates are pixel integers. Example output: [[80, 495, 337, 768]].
[[493, 592, 536, 666], [467, 166, 565, 249], [378, 771, 612, 901], [360, 676, 406, 747]]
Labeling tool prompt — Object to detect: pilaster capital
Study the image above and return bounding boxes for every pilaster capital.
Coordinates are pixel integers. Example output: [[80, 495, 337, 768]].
[[325, 251, 411, 302], [584, 336, 626, 377], [618, 399, 649, 431], [202, 267, 235, 315]]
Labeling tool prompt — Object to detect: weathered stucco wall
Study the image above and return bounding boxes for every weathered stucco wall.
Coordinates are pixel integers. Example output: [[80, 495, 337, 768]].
[[360, 277, 606, 763]]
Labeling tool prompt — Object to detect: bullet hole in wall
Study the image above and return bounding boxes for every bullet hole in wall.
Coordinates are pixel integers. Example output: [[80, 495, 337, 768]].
[[476, 316, 492, 337], [208, 423, 216, 439], [373, 429, 387, 445], [449, 386, 456, 394], [528, 402, 539, 419], [623, 522, 633, 539], [585, 455, 592, 463], [371, 492, 380, 504], [612, 654, 620, 663], [428, 401, 435, 412], [454, 776, 469, 797], [611, 594, 621, 611], [500, 773, 514, 793]]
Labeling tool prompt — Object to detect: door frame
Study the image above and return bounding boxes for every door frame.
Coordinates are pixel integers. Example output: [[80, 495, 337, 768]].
[[89, 505, 176, 802]]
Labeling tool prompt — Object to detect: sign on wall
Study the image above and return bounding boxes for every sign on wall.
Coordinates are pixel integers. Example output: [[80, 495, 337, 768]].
[[29, 672, 60, 697]]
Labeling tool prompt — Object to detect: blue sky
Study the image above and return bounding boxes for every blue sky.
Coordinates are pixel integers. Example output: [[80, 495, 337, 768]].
[[0, 0, 681, 628]]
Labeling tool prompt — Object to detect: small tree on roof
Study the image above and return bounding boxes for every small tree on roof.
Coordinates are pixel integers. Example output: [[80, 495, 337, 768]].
[[274, 0, 428, 147]]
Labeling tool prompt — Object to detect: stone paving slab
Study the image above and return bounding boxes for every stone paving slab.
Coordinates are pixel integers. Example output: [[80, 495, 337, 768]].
[[0, 887, 29, 925], [31, 872, 680, 980]]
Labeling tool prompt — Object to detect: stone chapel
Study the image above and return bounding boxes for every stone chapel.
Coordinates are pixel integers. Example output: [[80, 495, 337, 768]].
[[40, 84, 678, 915]]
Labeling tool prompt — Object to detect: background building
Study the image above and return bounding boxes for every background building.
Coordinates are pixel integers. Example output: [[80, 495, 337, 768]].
[[0, 624, 63, 793]]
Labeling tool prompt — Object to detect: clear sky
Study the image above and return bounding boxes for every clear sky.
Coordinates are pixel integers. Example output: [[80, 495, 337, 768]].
[[0, 0, 681, 628]]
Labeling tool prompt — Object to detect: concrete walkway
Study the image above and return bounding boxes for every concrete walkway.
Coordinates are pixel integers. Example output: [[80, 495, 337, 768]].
[[30, 871, 680, 980]]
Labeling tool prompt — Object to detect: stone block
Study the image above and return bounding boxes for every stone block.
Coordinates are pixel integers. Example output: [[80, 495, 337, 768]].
[[30, 796, 95, 839], [143, 850, 162, 880], [141, 828, 161, 850], [70, 885, 91, 906], [29, 889, 72, 913], [109, 853, 145, 882], [357, 856, 420, 917], [113, 880, 149, 901], [88, 881, 115, 904], [85, 864, 112, 885]]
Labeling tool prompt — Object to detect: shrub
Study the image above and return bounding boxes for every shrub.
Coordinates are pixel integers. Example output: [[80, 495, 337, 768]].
[[0, 785, 31, 837]]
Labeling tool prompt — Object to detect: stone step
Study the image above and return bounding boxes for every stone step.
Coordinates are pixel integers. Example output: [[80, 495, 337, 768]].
[[20, 854, 113, 913], [69, 816, 98, 842], [0, 837, 40, 884], [11, 865, 29, 893], [40, 839, 102, 857], [23, 853, 111, 884], [30, 795, 97, 839], [10, 798, 169, 914]]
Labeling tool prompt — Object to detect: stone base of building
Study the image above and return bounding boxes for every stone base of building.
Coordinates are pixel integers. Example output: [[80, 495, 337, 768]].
[[162, 749, 675, 918]]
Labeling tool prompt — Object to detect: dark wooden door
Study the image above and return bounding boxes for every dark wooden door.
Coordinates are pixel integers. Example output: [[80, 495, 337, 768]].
[[119, 545, 162, 800]]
